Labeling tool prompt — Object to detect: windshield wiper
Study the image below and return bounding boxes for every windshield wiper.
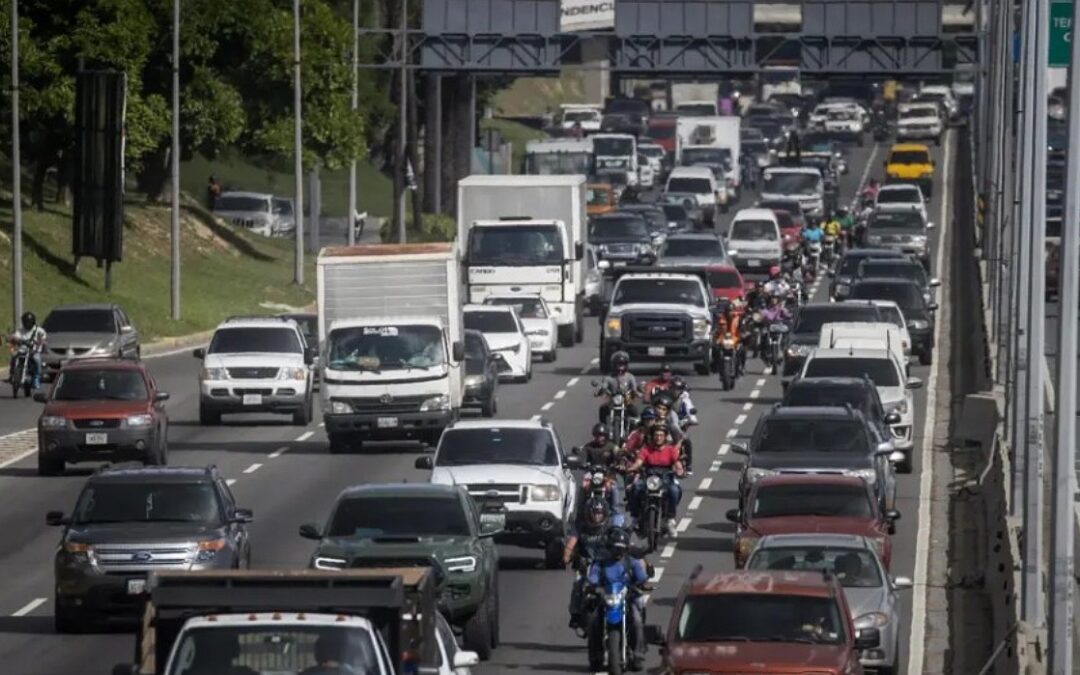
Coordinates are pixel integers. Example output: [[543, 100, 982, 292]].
[[328, 361, 381, 373]]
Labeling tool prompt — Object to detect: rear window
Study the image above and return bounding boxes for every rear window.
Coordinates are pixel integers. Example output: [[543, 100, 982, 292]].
[[752, 483, 873, 519], [676, 593, 846, 644], [327, 495, 470, 538], [757, 418, 870, 454], [43, 309, 116, 334], [730, 220, 778, 241], [838, 252, 903, 275], [859, 262, 926, 283], [464, 311, 518, 334], [804, 356, 900, 387], [793, 306, 878, 333], [877, 187, 921, 204], [850, 282, 924, 310], [889, 150, 931, 164], [663, 238, 723, 258], [667, 177, 712, 194]]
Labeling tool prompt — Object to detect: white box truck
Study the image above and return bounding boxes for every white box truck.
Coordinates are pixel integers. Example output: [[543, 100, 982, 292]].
[[457, 174, 587, 346], [671, 82, 720, 116], [316, 243, 464, 453], [675, 116, 742, 202]]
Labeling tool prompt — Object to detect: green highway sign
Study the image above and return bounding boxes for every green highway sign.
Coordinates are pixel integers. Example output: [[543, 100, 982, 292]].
[[1051, 0, 1074, 67]]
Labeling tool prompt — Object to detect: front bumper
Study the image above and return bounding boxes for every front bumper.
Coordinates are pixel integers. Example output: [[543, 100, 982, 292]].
[[858, 622, 901, 670], [604, 338, 711, 363], [439, 572, 487, 621], [200, 378, 308, 413], [324, 410, 453, 439], [527, 333, 556, 354], [496, 509, 566, 547], [39, 427, 157, 464], [896, 126, 942, 140], [463, 380, 495, 407]]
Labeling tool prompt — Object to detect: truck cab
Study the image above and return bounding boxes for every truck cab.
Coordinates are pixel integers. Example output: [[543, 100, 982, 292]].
[[591, 133, 640, 186]]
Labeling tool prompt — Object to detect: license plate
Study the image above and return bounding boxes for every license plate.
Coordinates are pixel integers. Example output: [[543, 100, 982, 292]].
[[85, 433, 108, 445], [242, 394, 263, 406], [126, 578, 146, 595], [377, 417, 399, 429], [746, 259, 761, 267], [647, 346, 665, 357], [480, 512, 507, 528]]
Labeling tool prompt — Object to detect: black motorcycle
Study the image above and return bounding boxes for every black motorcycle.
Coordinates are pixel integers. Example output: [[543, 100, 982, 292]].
[[594, 381, 636, 446], [763, 322, 789, 370], [635, 468, 676, 552]]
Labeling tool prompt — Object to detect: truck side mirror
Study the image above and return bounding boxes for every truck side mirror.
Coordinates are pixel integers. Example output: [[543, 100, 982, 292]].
[[298, 523, 322, 540], [452, 341, 465, 362], [414, 455, 434, 470], [193, 348, 206, 359]]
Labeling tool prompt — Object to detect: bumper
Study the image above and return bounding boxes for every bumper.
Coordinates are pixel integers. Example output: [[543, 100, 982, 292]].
[[896, 127, 942, 140], [889, 423, 914, 450], [39, 427, 157, 464], [496, 510, 566, 547], [200, 380, 308, 413], [527, 334, 556, 354], [858, 624, 901, 670], [324, 410, 453, 438], [439, 576, 487, 621], [604, 339, 711, 363], [55, 560, 231, 618]]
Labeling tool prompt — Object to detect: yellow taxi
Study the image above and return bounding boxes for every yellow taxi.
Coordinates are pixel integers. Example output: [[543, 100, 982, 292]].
[[884, 142, 934, 199]]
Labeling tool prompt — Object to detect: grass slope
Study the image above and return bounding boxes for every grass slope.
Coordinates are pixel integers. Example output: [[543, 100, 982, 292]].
[[492, 72, 588, 117]]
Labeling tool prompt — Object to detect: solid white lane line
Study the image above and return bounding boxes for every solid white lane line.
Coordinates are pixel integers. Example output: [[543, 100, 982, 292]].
[[554, 390, 566, 400], [709, 461, 722, 472], [726, 429, 738, 438], [907, 129, 950, 675], [699, 477, 713, 490], [541, 402, 554, 411], [749, 390, 761, 399], [226, 478, 237, 486], [268, 446, 288, 459], [742, 402, 753, 411], [12, 598, 47, 617], [676, 517, 692, 533], [567, 377, 580, 387], [296, 431, 314, 442], [660, 544, 676, 559], [242, 463, 262, 474], [652, 566, 665, 583], [756, 378, 766, 387], [688, 496, 703, 511], [734, 414, 747, 425]]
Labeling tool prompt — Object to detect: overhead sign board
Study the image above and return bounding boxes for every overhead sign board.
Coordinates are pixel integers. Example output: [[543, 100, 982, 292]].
[[560, 0, 615, 32], [1050, 0, 1073, 67]]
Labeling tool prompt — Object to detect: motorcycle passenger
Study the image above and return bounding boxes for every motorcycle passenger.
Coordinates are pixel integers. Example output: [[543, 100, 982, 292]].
[[565, 497, 625, 630], [804, 218, 826, 246], [624, 408, 658, 457], [715, 300, 747, 375], [597, 350, 641, 425], [763, 265, 791, 299], [8, 311, 47, 390], [586, 528, 651, 672], [652, 390, 692, 475], [627, 424, 685, 533], [759, 296, 792, 363], [643, 363, 675, 403]]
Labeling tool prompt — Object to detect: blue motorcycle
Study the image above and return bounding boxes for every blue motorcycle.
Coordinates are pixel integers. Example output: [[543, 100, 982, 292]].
[[588, 578, 630, 674]]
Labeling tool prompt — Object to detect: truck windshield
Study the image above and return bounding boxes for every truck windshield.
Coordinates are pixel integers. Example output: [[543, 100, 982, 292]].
[[328, 495, 470, 537], [467, 224, 564, 266], [326, 324, 446, 371], [526, 151, 592, 175], [168, 625, 382, 675], [676, 593, 845, 644], [613, 279, 705, 307], [803, 357, 900, 387], [74, 482, 222, 525], [436, 427, 558, 466], [763, 172, 820, 195], [594, 137, 634, 156], [681, 147, 731, 167]]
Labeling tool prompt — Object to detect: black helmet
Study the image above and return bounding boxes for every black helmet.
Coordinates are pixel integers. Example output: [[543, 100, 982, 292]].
[[607, 527, 630, 552], [591, 423, 610, 439], [20, 312, 35, 331], [611, 350, 630, 368], [585, 498, 610, 527], [653, 391, 675, 410], [659, 362, 673, 374], [836, 206, 848, 216]]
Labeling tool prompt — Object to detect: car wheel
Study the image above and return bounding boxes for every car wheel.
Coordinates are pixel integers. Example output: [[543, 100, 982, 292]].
[[695, 353, 712, 376], [919, 349, 933, 366], [543, 349, 557, 363], [462, 603, 494, 660], [54, 598, 86, 634], [292, 397, 313, 426], [199, 404, 220, 426], [37, 452, 64, 477], [481, 395, 497, 418], [558, 324, 574, 348]]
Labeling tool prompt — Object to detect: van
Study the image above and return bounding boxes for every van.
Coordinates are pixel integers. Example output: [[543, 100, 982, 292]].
[[726, 208, 782, 275]]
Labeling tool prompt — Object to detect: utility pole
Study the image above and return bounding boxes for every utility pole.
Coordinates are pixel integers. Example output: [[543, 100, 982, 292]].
[[1049, 0, 1080, 663], [292, 0, 305, 284], [396, 0, 408, 244], [10, 0, 22, 328], [170, 0, 181, 320], [347, 0, 358, 246]]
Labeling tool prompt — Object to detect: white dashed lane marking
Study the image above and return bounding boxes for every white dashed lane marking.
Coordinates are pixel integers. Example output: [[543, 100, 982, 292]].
[[567, 377, 580, 387], [11, 598, 46, 617], [541, 402, 554, 411], [734, 414, 747, 426], [742, 402, 753, 411], [699, 478, 713, 490], [268, 446, 288, 459], [226, 478, 237, 486], [530, 414, 542, 421], [660, 544, 676, 559], [676, 517, 692, 533], [652, 566, 665, 583], [710, 460, 722, 472], [725, 429, 738, 438], [718, 445, 730, 455], [242, 463, 262, 474], [296, 431, 314, 442], [749, 390, 761, 399], [688, 496, 703, 511], [554, 390, 566, 400], [756, 378, 766, 387]]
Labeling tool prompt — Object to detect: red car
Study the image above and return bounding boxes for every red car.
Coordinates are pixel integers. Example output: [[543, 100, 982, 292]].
[[650, 568, 875, 675], [727, 474, 898, 569], [774, 209, 803, 255], [35, 358, 169, 475], [706, 264, 746, 303], [646, 116, 678, 154]]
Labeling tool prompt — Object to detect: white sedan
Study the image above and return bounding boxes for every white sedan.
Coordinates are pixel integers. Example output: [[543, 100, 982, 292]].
[[464, 305, 533, 382], [483, 294, 558, 362]]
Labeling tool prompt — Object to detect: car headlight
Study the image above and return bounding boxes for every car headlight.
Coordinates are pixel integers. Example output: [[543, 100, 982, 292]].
[[693, 318, 710, 339], [200, 367, 228, 380], [908, 320, 929, 330], [531, 484, 561, 502], [420, 394, 450, 412], [195, 538, 227, 563], [845, 468, 878, 484], [277, 367, 306, 381], [444, 555, 478, 573], [854, 612, 891, 629], [746, 468, 776, 483], [40, 415, 67, 429], [737, 536, 758, 558], [786, 345, 811, 358], [126, 414, 153, 428], [911, 236, 928, 250], [330, 400, 352, 414], [61, 542, 96, 565], [891, 400, 909, 416], [464, 374, 484, 387], [89, 342, 117, 356], [605, 317, 622, 338], [645, 474, 663, 491], [721, 337, 735, 349], [313, 556, 347, 570], [526, 329, 550, 337]]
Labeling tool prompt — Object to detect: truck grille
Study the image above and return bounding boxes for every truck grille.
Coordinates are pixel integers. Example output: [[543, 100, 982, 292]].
[[72, 419, 123, 430], [466, 483, 525, 504], [227, 367, 279, 379], [50, 347, 91, 356], [626, 314, 689, 343], [95, 543, 193, 571], [346, 395, 426, 415]]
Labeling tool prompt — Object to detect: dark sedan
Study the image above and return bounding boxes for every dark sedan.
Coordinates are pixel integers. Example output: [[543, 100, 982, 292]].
[[463, 329, 499, 417]]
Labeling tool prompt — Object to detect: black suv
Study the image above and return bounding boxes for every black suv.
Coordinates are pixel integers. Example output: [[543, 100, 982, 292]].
[[848, 277, 938, 364], [781, 301, 883, 381], [781, 376, 900, 443], [589, 212, 656, 264], [829, 248, 908, 300], [463, 329, 499, 417], [300, 483, 503, 659], [47, 465, 252, 632]]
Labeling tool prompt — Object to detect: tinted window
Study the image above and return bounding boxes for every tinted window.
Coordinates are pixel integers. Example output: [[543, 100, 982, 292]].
[[764, 172, 820, 195], [663, 238, 723, 257], [53, 370, 149, 401], [214, 195, 269, 212], [793, 306, 878, 333], [757, 418, 869, 454], [661, 204, 689, 221], [613, 279, 705, 307], [464, 332, 487, 360], [327, 495, 469, 538], [74, 482, 221, 525], [804, 357, 900, 387], [708, 270, 742, 289], [730, 220, 778, 241], [838, 252, 903, 275], [467, 224, 564, 265], [900, 105, 937, 119], [436, 428, 558, 466], [876, 304, 905, 327], [209, 327, 302, 354], [889, 150, 931, 164], [859, 262, 927, 284], [850, 282, 924, 310], [752, 483, 874, 518], [747, 548, 882, 588], [877, 188, 921, 204], [464, 311, 519, 334], [590, 216, 649, 241], [667, 177, 712, 194], [43, 309, 116, 334], [594, 137, 634, 156], [677, 594, 845, 644]]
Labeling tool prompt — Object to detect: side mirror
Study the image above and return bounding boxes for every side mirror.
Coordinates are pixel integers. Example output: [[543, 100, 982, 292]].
[[452, 340, 465, 362], [193, 348, 206, 359], [298, 523, 322, 540], [893, 575, 914, 589], [33, 392, 48, 403], [875, 441, 896, 456], [644, 624, 666, 647], [855, 627, 881, 651], [46, 510, 68, 527], [120, 325, 135, 334], [565, 454, 584, 470], [414, 455, 434, 470], [304, 347, 316, 365], [597, 259, 612, 270], [927, 302, 939, 311], [929, 277, 941, 287], [885, 411, 901, 425], [885, 509, 901, 522], [725, 508, 741, 523], [906, 377, 923, 389], [453, 652, 480, 668], [154, 391, 171, 402], [731, 443, 750, 456], [574, 241, 585, 260], [232, 508, 254, 524]]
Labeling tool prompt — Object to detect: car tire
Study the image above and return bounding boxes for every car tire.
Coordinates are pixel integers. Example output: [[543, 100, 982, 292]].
[[144, 437, 167, 466], [543, 349, 557, 363], [292, 397, 313, 426], [481, 396, 497, 418], [544, 539, 566, 570], [328, 434, 352, 454], [558, 324, 574, 348], [463, 603, 494, 660], [199, 404, 220, 426], [898, 452, 913, 475], [54, 599, 86, 634], [37, 452, 64, 477], [919, 349, 933, 366], [934, 135, 942, 147]]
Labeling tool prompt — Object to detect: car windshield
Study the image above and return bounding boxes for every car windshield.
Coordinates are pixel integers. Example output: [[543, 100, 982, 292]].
[[594, 137, 634, 156], [272, 198, 294, 216], [901, 106, 937, 119], [467, 224, 564, 265], [677, 593, 845, 644], [757, 418, 870, 454], [877, 188, 921, 205], [870, 210, 925, 229], [436, 427, 558, 466], [748, 548, 883, 589], [785, 384, 875, 413], [167, 626, 382, 675], [563, 110, 597, 122], [753, 482, 874, 519], [326, 324, 446, 371], [209, 327, 302, 354], [708, 269, 742, 290], [590, 216, 649, 241], [890, 150, 931, 164], [74, 482, 221, 525], [682, 148, 731, 167], [486, 297, 547, 319], [465, 311, 519, 334], [850, 282, 925, 311], [214, 195, 269, 212], [804, 357, 900, 387], [327, 495, 470, 538], [53, 369, 149, 401], [793, 306, 878, 333], [613, 279, 705, 307], [764, 172, 820, 195], [859, 262, 927, 284], [647, 124, 676, 140], [667, 177, 712, 194], [729, 220, 778, 241], [663, 238, 723, 257], [43, 309, 115, 334], [526, 151, 592, 176]]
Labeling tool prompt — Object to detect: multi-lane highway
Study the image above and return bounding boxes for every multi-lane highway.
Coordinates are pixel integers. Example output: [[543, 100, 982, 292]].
[[0, 135, 953, 674]]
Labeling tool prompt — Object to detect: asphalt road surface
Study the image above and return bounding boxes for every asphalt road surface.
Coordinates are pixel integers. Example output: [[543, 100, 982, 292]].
[[0, 135, 952, 674]]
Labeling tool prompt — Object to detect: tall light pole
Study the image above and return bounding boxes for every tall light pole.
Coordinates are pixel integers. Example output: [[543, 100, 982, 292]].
[[10, 0, 22, 328], [396, 0, 408, 244], [347, 0, 358, 246], [293, 0, 304, 284], [170, 0, 181, 320]]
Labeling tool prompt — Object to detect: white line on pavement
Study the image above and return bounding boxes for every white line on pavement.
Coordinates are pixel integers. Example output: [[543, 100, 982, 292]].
[[590, 357, 599, 365], [242, 463, 262, 474], [567, 377, 580, 387], [725, 429, 738, 438], [0, 429, 38, 470], [676, 517, 692, 533], [530, 414, 542, 421], [226, 478, 237, 486], [541, 402, 554, 411], [296, 431, 314, 442], [652, 566, 665, 583], [699, 478, 713, 490], [850, 141, 882, 210], [718, 444, 730, 455], [742, 402, 753, 411], [688, 496, 703, 511], [11, 597, 46, 617], [318, 422, 325, 427], [734, 414, 746, 425], [554, 390, 566, 400], [268, 446, 288, 459], [749, 390, 760, 399], [756, 378, 766, 387], [660, 544, 676, 559], [709, 460, 722, 472]]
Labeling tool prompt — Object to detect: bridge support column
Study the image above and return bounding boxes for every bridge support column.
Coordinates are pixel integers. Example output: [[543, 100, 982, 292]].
[[580, 37, 609, 104]]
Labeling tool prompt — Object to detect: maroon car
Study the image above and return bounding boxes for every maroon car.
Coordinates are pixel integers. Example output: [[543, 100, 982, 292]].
[[727, 474, 898, 569]]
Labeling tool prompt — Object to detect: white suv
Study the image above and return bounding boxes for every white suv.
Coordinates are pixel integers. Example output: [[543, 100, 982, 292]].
[[417, 419, 577, 569], [194, 316, 315, 425]]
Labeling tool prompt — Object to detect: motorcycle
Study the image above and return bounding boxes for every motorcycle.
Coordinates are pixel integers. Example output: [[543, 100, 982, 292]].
[[636, 468, 676, 552], [763, 322, 789, 369], [587, 578, 631, 674], [582, 464, 620, 505], [594, 381, 636, 446], [805, 239, 822, 272], [746, 311, 765, 358], [822, 234, 838, 266], [7, 338, 35, 399], [718, 333, 740, 391]]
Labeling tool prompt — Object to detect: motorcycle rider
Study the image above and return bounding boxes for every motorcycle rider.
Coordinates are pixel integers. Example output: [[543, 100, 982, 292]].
[[759, 295, 793, 363], [763, 265, 791, 299], [642, 363, 675, 403], [579, 423, 618, 467], [564, 497, 625, 630], [8, 311, 47, 390], [862, 178, 880, 204], [597, 350, 641, 425], [624, 408, 658, 457], [835, 206, 855, 250], [626, 423, 685, 533], [585, 528, 651, 672], [714, 299, 747, 376], [652, 390, 691, 475]]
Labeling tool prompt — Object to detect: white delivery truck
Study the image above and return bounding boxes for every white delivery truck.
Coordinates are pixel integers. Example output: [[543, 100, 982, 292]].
[[675, 116, 742, 202], [457, 174, 587, 347], [671, 82, 720, 116], [316, 243, 465, 453], [524, 138, 594, 176]]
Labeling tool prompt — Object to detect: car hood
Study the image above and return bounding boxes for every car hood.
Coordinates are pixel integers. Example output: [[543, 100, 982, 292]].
[[751, 451, 873, 471], [667, 641, 850, 672], [479, 332, 526, 351], [44, 399, 149, 418], [747, 515, 881, 538], [878, 386, 907, 407], [844, 585, 889, 619], [611, 302, 705, 316], [47, 332, 116, 349], [66, 521, 221, 545], [432, 463, 563, 486], [519, 317, 554, 333], [204, 352, 305, 368]]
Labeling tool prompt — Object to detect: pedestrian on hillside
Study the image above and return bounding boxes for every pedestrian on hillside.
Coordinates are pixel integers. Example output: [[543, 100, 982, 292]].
[[207, 175, 221, 209]]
